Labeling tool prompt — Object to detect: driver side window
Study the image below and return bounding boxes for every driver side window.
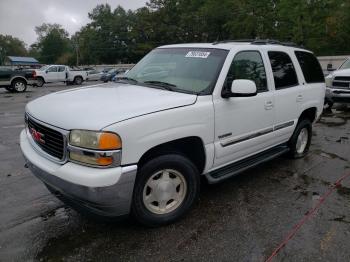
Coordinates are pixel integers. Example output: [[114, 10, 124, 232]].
[[224, 51, 268, 93], [47, 66, 58, 73]]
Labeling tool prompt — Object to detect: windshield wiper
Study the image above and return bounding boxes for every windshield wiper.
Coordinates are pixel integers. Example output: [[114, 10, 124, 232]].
[[115, 76, 139, 84], [143, 80, 177, 91]]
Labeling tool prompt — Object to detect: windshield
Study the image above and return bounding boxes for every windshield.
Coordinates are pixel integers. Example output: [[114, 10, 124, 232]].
[[38, 65, 49, 71], [107, 68, 116, 74], [126, 48, 228, 94], [339, 59, 350, 70]]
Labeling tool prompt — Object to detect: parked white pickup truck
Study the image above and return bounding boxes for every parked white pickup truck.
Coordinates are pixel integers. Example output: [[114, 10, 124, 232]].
[[325, 57, 350, 108], [35, 65, 87, 87], [20, 40, 325, 226]]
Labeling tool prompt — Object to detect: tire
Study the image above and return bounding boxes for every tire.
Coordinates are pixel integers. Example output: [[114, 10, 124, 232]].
[[36, 77, 44, 87], [288, 119, 312, 159], [74, 76, 83, 85], [11, 79, 27, 93], [326, 101, 334, 109], [132, 154, 200, 227]]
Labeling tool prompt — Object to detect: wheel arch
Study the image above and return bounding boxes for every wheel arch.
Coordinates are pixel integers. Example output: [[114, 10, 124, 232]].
[[138, 136, 206, 174], [10, 76, 27, 85], [36, 76, 45, 82], [298, 107, 317, 123]]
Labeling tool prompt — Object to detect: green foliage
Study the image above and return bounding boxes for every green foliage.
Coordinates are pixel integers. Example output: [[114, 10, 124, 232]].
[[74, 0, 350, 64], [31, 23, 72, 64], [5, 0, 350, 65], [0, 34, 27, 65]]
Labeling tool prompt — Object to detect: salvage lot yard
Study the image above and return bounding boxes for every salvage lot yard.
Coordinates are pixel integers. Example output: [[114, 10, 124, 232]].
[[0, 83, 350, 261]]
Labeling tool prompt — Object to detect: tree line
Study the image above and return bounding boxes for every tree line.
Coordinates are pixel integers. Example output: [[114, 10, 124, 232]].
[[1, 0, 350, 66]]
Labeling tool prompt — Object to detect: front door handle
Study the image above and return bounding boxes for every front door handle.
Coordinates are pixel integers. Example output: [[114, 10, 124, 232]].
[[264, 101, 273, 110], [296, 94, 303, 102]]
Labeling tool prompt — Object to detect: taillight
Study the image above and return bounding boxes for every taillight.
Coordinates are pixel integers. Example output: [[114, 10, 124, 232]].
[[32, 70, 36, 78]]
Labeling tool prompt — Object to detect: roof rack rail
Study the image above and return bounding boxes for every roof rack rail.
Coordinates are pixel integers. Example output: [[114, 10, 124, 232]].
[[212, 39, 255, 45], [251, 39, 302, 48], [212, 39, 305, 49]]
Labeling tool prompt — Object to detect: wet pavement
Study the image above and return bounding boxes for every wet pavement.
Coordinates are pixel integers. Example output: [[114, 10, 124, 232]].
[[0, 84, 350, 262]]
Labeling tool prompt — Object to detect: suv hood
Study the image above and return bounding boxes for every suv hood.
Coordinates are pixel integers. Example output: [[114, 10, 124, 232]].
[[331, 68, 350, 77], [26, 83, 197, 130]]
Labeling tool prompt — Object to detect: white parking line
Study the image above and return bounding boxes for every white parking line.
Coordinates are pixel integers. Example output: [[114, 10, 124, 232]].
[[2, 124, 25, 129]]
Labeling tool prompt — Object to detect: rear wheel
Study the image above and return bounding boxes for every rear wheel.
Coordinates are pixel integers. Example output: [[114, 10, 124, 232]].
[[132, 154, 200, 227], [12, 79, 27, 93], [288, 119, 312, 158], [74, 76, 83, 85]]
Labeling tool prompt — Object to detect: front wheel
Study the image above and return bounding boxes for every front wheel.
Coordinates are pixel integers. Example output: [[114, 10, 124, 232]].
[[288, 119, 312, 158], [36, 77, 44, 87], [132, 154, 200, 227]]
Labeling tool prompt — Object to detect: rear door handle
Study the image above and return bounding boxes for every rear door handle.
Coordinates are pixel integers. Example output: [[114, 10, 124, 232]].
[[296, 94, 303, 102], [264, 101, 273, 110]]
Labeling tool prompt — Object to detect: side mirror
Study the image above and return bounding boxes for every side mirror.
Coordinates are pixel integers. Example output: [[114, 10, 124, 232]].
[[327, 63, 335, 71], [45, 70, 48, 73], [222, 79, 257, 98]]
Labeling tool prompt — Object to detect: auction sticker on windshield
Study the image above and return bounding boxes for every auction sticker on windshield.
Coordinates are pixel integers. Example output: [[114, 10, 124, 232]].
[[185, 51, 210, 58]]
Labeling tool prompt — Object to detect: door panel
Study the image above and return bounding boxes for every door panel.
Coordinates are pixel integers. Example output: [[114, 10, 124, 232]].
[[213, 92, 275, 167], [0, 69, 12, 84], [57, 66, 66, 81], [45, 66, 58, 82], [267, 51, 303, 144], [213, 50, 275, 168]]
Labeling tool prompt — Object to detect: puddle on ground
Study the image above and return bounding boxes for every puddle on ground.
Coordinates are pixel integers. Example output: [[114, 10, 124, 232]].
[[319, 117, 346, 127], [313, 149, 348, 162], [319, 107, 350, 127]]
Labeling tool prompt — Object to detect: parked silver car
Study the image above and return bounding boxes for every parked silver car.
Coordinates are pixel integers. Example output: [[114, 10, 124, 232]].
[[86, 69, 103, 81]]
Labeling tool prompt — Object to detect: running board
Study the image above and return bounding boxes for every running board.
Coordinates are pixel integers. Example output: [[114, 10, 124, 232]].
[[205, 145, 289, 184]]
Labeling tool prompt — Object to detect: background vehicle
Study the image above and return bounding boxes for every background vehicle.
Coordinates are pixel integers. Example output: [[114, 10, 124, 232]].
[[35, 65, 87, 87], [100, 68, 129, 82], [325, 57, 350, 108], [86, 69, 103, 81], [21, 40, 325, 227], [0, 67, 37, 93]]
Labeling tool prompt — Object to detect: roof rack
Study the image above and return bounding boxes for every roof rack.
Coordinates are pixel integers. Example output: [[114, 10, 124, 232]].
[[212, 39, 305, 49], [212, 39, 255, 45]]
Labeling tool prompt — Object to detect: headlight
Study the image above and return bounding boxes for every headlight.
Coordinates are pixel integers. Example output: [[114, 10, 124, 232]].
[[70, 130, 121, 150], [69, 130, 122, 167], [325, 75, 333, 87]]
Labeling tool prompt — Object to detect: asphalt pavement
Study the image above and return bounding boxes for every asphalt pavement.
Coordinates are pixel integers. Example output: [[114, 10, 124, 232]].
[[0, 83, 349, 261]]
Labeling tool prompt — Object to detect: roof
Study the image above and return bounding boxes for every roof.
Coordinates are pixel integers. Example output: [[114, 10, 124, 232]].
[[7, 56, 39, 63]]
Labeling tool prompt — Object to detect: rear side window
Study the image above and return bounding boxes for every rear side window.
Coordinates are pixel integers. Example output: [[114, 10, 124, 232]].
[[295, 51, 324, 83], [268, 51, 298, 89], [225, 51, 268, 92]]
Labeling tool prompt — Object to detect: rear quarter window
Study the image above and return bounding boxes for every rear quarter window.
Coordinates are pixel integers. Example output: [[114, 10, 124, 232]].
[[295, 51, 324, 83]]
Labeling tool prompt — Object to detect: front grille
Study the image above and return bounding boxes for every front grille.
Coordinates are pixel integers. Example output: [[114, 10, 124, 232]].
[[333, 76, 350, 89], [26, 116, 65, 160], [334, 76, 350, 81], [333, 81, 349, 88]]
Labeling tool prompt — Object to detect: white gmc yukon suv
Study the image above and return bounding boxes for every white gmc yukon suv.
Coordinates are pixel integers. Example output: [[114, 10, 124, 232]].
[[20, 40, 325, 226]]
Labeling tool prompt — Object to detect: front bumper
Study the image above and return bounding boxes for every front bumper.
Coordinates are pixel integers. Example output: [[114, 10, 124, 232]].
[[326, 87, 350, 103], [20, 130, 137, 217]]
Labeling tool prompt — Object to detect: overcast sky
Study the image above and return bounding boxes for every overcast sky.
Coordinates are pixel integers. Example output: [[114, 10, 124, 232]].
[[0, 0, 147, 47]]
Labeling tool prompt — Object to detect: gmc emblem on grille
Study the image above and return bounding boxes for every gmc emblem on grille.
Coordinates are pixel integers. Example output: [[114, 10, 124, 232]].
[[30, 127, 45, 144]]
